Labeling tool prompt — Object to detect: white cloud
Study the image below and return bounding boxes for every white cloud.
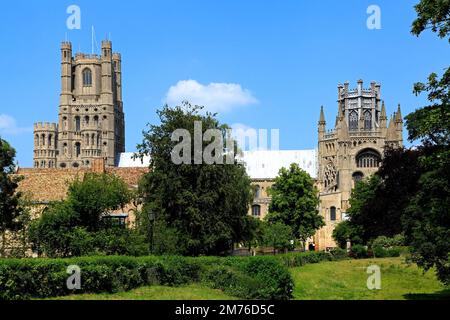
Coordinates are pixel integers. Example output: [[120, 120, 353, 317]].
[[0, 114, 32, 136], [164, 80, 258, 113]]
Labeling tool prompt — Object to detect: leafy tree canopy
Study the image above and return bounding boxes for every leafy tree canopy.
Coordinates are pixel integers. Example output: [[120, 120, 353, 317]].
[[136, 102, 253, 256], [266, 163, 323, 242], [0, 138, 23, 256]]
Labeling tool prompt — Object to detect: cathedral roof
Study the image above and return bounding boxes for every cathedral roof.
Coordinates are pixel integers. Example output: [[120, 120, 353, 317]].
[[240, 150, 317, 179], [118, 150, 318, 180]]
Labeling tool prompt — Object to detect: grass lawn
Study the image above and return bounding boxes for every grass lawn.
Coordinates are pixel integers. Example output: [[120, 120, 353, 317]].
[[291, 257, 450, 300], [50, 284, 237, 300]]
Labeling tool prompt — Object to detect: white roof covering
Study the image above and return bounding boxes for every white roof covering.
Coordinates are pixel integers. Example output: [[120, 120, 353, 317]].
[[118, 149, 318, 179], [240, 150, 317, 179], [118, 152, 150, 168]]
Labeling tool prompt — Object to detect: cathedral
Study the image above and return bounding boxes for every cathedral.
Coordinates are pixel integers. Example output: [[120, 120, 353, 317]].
[[33, 40, 125, 169], [26, 40, 404, 251], [314, 80, 403, 249]]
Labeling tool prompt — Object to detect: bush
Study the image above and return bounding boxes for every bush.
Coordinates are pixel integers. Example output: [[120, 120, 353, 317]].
[[350, 245, 369, 259], [371, 235, 405, 249], [0, 255, 293, 300], [274, 250, 347, 268], [372, 246, 401, 258], [329, 247, 348, 260]]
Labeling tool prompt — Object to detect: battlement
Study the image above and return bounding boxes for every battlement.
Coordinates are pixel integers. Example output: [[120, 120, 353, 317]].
[[338, 80, 380, 97], [74, 53, 101, 61], [101, 40, 112, 48], [112, 52, 121, 60], [61, 41, 72, 49], [34, 122, 58, 132]]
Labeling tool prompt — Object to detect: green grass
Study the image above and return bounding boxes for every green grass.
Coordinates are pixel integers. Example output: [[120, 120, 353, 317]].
[[49, 284, 237, 300], [47, 257, 449, 300], [291, 257, 449, 300]]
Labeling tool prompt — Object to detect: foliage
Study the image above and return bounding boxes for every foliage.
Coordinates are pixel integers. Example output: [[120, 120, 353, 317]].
[[349, 244, 369, 259], [403, 159, 450, 285], [332, 220, 363, 248], [90, 228, 149, 257], [28, 173, 138, 258], [274, 250, 347, 268], [68, 173, 132, 231], [266, 163, 323, 243], [261, 222, 295, 252], [0, 138, 24, 257], [370, 235, 405, 249], [240, 216, 265, 251], [0, 255, 294, 300], [344, 148, 422, 244], [136, 103, 254, 256], [403, 0, 450, 285], [411, 0, 450, 41], [372, 246, 401, 258]]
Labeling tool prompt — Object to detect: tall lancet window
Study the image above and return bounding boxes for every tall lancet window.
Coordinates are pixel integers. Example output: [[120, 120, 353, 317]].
[[82, 68, 92, 87], [364, 110, 372, 130], [349, 111, 358, 131]]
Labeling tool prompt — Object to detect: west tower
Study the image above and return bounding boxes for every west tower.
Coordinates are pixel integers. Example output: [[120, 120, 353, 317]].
[[33, 40, 125, 168], [315, 80, 403, 250]]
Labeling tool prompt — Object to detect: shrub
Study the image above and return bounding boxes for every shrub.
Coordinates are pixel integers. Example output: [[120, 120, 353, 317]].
[[350, 244, 369, 259], [274, 250, 347, 268], [329, 247, 348, 260], [371, 235, 405, 249], [0, 255, 293, 300], [372, 246, 401, 258], [198, 256, 293, 300]]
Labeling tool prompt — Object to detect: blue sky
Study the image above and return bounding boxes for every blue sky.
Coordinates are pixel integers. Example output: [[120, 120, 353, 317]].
[[0, 0, 448, 167]]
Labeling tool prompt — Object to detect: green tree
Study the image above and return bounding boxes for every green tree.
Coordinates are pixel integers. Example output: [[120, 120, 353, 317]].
[[262, 222, 294, 253], [68, 173, 132, 231], [28, 173, 139, 257], [136, 102, 253, 256], [332, 220, 363, 249], [401, 0, 450, 285], [266, 163, 323, 245], [0, 138, 23, 257], [345, 148, 423, 244]]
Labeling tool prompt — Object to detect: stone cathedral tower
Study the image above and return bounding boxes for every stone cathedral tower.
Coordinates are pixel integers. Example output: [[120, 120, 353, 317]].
[[33, 40, 125, 168], [315, 80, 403, 250]]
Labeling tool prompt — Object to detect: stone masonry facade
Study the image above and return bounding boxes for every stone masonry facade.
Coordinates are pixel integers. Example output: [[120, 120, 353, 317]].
[[21, 41, 405, 252], [33, 40, 125, 169]]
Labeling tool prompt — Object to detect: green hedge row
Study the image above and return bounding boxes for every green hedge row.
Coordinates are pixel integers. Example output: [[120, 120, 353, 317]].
[[0, 255, 293, 300], [274, 248, 348, 268], [350, 244, 402, 259]]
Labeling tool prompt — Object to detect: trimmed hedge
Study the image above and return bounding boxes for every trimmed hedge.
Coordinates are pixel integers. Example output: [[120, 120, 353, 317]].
[[274, 249, 349, 268], [372, 246, 401, 258], [0, 255, 293, 300]]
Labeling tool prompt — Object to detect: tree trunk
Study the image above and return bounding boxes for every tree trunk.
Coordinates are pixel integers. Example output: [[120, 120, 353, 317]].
[[1, 230, 6, 258]]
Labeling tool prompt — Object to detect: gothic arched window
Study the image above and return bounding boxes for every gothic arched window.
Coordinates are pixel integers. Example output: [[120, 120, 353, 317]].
[[356, 149, 381, 168], [330, 206, 337, 221], [364, 110, 372, 130], [252, 205, 261, 217], [254, 185, 261, 199], [82, 68, 92, 87], [352, 171, 364, 184], [75, 116, 81, 132], [75, 142, 81, 158], [349, 111, 358, 131]]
